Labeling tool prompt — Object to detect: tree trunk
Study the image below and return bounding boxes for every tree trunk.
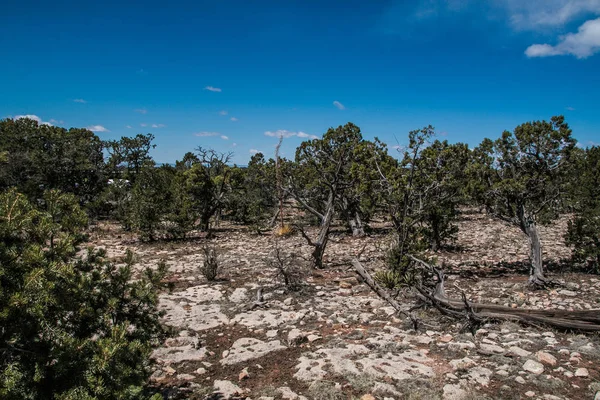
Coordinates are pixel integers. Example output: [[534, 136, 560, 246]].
[[312, 193, 335, 268], [525, 221, 546, 286], [517, 205, 545, 286], [348, 211, 365, 237]]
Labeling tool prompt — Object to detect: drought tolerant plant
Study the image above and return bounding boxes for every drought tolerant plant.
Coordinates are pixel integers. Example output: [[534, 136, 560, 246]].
[[0, 188, 167, 399]]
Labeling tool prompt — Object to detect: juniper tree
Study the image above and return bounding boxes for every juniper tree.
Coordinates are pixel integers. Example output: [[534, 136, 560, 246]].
[[470, 116, 576, 287], [566, 145, 600, 273]]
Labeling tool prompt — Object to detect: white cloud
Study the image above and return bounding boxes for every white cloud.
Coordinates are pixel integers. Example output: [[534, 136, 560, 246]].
[[333, 100, 346, 110], [232, 142, 238, 147], [86, 125, 109, 132], [219, 110, 228, 115], [221, 135, 229, 140], [73, 98, 87, 103], [140, 123, 147, 127], [566, 106, 576, 110], [135, 108, 148, 114], [249, 149, 260, 154], [264, 130, 318, 139], [195, 131, 219, 137], [525, 17, 600, 58], [498, 0, 600, 30], [297, 132, 319, 139], [15, 114, 42, 124], [14, 114, 54, 125], [230, 117, 238, 121], [151, 123, 166, 128], [205, 86, 222, 92], [126, 125, 133, 128]]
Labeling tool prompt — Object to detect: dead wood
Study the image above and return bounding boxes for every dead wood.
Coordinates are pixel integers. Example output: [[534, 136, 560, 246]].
[[352, 258, 600, 332]]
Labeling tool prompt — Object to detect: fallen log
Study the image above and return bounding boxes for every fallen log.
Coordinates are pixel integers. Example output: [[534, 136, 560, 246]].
[[352, 258, 600, 332]]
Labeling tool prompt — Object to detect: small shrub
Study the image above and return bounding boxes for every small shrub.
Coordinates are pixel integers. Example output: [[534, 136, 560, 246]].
[[267, 243, 307, 290], [200, 244, 220, 281]]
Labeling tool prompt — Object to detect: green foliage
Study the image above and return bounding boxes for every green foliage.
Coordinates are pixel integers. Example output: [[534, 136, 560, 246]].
[[0, 189, 167, 399], [226, 153, 278, 227], [469, 116, 576, 283], [105, 134, 156, 183], [184, 148, 232, 231], [566, 146, 600, 273], [0, 118, 106, 206], [470, 116, 575, 228], [127, 163, 173, 241]]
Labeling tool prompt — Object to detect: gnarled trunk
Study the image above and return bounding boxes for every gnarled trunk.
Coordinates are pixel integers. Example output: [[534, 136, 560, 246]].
[[312, 195, 335, 269], [518, 205, 546, 287], [348, 211, 365, 237]]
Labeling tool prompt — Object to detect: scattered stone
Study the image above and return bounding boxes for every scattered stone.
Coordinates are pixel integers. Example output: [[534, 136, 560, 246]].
[[536, 351, 557, 366], [449, 357, 476, 371], [361, 395, 376, 400], [525, 391, 535, 397], [479, 343, 505, 354], [439, 334, 453, 343], [559, 290, 577, 297], [239, 367, 250, 381], [509, 346, 532, 357], [575, 367, 589, 377], [442, 383, 467, 400], [515, 376, 526, 384], [213, 380, 243, 399], [523, 360, 544, 375], [287, 328, 307, 346]]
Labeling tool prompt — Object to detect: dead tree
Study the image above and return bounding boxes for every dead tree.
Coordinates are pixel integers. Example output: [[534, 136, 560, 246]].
[[352, 257, 600, 332]]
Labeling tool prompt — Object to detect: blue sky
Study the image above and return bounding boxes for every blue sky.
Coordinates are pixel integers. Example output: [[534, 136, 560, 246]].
[[1, 0, 599, 164]]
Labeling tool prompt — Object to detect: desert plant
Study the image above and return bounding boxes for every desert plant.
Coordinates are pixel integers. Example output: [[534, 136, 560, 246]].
[[200, 244, 220, 281], [267, 243, 307, 290]]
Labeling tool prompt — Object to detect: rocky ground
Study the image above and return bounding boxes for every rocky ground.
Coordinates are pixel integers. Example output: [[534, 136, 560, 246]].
[[88, 211, 600, 400]]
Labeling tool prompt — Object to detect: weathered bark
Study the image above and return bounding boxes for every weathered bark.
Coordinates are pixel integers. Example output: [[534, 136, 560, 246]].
[[311, 195, 335, 268], [524, 222, 545, 286], [518, 205, 546, 287], [348, 211, 365, 237]]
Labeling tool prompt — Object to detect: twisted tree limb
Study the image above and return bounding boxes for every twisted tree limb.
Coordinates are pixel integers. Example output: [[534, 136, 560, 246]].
[[352, 258, 600, 332]]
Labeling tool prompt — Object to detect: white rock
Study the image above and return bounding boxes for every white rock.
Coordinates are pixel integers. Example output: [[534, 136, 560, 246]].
[[213, 380, 243, 399], [442, 383, 467, 400], [523, 360, 544, 375], [575, 367, 589, 377]]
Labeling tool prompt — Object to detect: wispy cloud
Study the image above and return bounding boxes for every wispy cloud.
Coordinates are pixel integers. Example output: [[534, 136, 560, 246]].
[[49, 119, 64, 124], [151, 123, 166, 128], [232, 143, 238, 147], [333, 100, 346, 110], [249, 149, 260, 154], [219, 110, 228, 116], [205, 86, 222, 92], [195, 131, 220, 137], [135, 108, 148, 114], [126, 125, 133, 129], [264, 130, 318, 139], [230, 117, 238, 122], [73, 98, 87, 104], [140, 123, 147, 127], [221, 135, 229, 140], [499, 0, 600, 31], [525, 17, 600, 58], [86, 125, 109, 132], [566, 106, 576, 111]]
